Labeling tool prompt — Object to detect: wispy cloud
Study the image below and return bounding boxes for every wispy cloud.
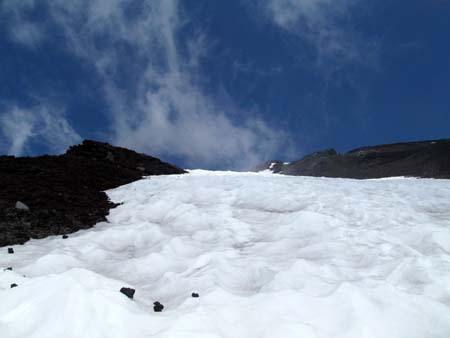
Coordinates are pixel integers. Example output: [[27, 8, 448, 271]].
[[254, 0, 378, 74], [245, 0, 379, 135], [1, 0, 293, 168], [0, 105, 81, 156], [0, 0, 45, 46]]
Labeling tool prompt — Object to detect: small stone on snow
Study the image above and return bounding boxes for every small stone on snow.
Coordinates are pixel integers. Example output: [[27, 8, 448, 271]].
[[153, 301, 164, 312], [120, 287, 135, 299]]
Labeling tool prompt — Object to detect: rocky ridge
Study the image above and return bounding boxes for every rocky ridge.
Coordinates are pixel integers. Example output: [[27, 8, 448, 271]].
[[0, 140, 186, 247], [253, 139, 450, 179]]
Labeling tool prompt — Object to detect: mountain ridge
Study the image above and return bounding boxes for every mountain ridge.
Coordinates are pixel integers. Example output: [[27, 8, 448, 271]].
[[252, 138, 450, 179]]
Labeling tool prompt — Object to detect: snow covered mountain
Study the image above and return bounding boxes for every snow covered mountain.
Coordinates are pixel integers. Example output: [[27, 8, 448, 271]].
[[1, 170, 450, 338]]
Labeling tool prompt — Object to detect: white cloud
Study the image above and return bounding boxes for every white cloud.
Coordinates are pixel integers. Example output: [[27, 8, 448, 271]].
[[0, 0, 45, 46], [0, 106, 81, 156], [1, 0, 293, 168], [257, 0, 377, 72]]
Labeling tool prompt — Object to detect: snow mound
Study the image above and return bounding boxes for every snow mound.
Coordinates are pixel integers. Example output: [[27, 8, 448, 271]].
[[1, 171, 450, 337]]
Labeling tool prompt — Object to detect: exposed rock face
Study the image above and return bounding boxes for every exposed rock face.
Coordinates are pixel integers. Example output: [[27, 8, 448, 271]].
[[254, 139, 450, 179], [0, 140, 186, 247]]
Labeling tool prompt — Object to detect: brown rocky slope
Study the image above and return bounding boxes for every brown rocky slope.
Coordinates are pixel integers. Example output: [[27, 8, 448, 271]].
[[0, 140, 186, 247]]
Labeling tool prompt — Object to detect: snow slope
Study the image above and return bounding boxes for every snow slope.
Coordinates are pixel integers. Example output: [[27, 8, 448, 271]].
[[1, 171, 450, 338]]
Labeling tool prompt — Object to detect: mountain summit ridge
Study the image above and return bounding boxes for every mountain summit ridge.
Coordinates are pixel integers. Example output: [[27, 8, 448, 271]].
[[252, 139, 450, 179]]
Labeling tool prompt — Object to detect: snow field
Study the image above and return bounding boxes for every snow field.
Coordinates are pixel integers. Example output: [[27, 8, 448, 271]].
[[1, 170, 450, 337]]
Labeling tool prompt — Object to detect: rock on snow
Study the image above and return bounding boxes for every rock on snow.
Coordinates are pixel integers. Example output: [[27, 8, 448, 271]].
[[1, 170, 450, 338]]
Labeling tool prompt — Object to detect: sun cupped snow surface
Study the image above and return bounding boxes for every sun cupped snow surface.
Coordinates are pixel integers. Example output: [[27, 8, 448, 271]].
[[1, 171, 450, 338]]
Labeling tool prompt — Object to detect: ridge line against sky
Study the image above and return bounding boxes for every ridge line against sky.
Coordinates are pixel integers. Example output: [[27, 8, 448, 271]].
[[0, 0, 449, 169]]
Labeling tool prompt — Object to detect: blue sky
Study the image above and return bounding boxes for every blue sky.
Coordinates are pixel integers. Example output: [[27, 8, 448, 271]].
[[0, 0, 449, 169]]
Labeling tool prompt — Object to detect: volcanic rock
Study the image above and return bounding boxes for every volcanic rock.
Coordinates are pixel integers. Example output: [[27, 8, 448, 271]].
[[120, 287, 135, 299], [0, 140, 186, 247], [153, 301, 164, 312]]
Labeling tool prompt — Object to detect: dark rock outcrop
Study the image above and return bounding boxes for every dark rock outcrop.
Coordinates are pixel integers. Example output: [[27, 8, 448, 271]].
[[0, 140, 186, 247], [254, 139, 450, 179]]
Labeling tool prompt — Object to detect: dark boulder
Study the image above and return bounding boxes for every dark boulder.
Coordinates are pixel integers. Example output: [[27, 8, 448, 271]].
[[191, 292, 199, 298], [0, 140, 186, 247], [153, 301, 164, 312], [8, 248, 14, 254], [120, 287, 135, 299], [10, 283, 18, 288]]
